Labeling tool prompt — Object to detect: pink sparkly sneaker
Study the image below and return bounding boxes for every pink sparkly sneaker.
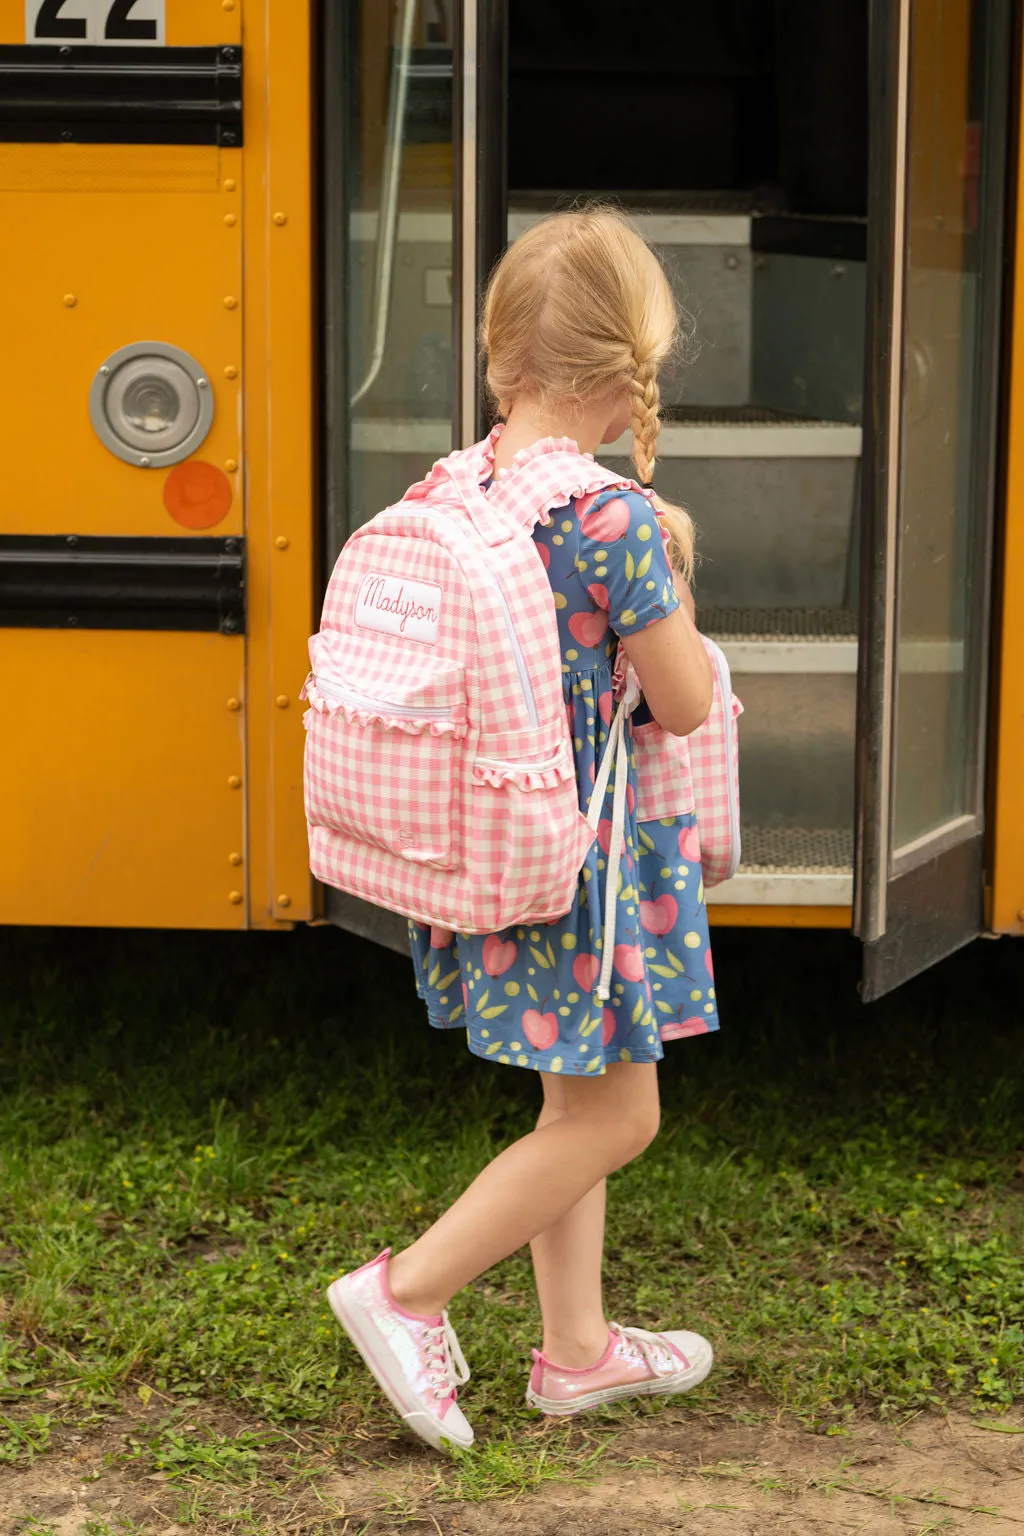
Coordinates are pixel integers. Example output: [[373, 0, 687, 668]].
[[526, 1322, 713, 1416], [326, 1249, 473, 1452]]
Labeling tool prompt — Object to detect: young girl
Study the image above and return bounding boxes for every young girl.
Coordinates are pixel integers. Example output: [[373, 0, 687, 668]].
[[328, 209, 718, 1452]]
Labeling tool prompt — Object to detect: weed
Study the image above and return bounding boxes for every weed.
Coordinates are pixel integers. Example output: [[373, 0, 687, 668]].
[[0, 1413, 51, 1464]]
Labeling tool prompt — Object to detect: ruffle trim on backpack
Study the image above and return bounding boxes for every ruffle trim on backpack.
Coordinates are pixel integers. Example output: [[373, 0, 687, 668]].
[[531, 474, 656, 529], [301, 676, 468, 738], [472, 748, 576, 792]]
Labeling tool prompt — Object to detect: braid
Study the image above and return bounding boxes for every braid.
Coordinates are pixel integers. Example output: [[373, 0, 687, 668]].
[[629, 357, 696, 582], [629, 361, 660, 486]]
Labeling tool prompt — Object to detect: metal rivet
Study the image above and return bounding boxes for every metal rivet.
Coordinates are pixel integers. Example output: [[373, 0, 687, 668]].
[[273, 212, 288, 226], [139, 456, 151, 467], [228, 774, 241, 789], [725, 255, 739, 271], [228, 890, 243, 905], [197, 377, 208, 389], [99, 365, 110, 376], [277, 895, 292, 908], [275, 535, 289, 550], [227, 697, 240, 712], [59, 45, 72, 56], [223, 1, 235, 10], [224, 365, 238, 379], [275, 695, 290, 709], [63, 294, 77, 307], [224, 296, 238, 309], [225, 458, 238, 473], [66, 534, 78, 547], [224, 179, 237, 192], [229, 852, 243, 866], [60, 128, 73, 141], [67, 615, 78, 626], [224, 213, 237, 227], [224, 538, 237, 552], [222, 131, 237, 146]]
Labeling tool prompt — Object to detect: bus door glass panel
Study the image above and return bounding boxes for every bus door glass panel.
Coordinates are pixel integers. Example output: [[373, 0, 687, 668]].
[[855, 0, 1010, 997], [324, 0, 455, 560]]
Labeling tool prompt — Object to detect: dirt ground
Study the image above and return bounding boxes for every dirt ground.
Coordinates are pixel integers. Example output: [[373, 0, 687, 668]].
[[4, 1406, 1024, 1536]]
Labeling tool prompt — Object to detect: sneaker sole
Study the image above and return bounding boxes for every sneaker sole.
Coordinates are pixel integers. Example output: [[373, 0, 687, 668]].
[[525, 1343, 714, 1417], [326, 1278, 473, 1453]]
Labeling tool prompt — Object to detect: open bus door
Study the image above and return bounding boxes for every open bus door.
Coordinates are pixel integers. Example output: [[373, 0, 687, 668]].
[[320, 0, 1017, 998], [855, 0, 1014, 998]]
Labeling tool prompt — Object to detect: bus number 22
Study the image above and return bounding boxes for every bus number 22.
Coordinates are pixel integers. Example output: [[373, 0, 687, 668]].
[[28, 0, 165, 44]]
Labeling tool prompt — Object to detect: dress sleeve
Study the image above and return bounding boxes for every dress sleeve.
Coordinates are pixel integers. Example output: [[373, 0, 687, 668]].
[[573, 488, 680, 637]]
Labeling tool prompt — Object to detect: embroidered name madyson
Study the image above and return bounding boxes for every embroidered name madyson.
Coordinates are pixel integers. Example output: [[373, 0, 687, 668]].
[[354, 573, 442, 645]]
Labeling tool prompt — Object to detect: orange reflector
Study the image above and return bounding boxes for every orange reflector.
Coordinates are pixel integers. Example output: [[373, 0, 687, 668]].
[[163, 460, 233, 529]]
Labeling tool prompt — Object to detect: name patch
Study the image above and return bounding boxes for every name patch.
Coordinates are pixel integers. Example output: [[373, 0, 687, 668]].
[[354, 573, 442, 645]]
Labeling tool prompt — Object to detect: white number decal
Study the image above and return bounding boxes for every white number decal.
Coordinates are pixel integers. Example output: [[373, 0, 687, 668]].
[[26, 0, 166, 45]]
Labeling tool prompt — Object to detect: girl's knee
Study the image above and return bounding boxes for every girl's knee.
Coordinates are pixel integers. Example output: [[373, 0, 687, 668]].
[[573, 1095, 660, 1169], [614, 1099, 661, 1164], [559, 1061, 661, 1168]]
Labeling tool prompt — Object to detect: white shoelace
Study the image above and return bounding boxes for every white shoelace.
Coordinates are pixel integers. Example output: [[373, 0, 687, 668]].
[[586, 668, 641, 1001], [423, 1311, 471, 1400], [609, 1322, 679, 1372]]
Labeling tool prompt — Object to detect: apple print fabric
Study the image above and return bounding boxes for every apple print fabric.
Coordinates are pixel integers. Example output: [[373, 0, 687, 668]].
[[410, 484, 719, 1074]]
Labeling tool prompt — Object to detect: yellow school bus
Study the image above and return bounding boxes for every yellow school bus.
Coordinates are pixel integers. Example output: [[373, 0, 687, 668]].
[[0, 0, 1022, 999]]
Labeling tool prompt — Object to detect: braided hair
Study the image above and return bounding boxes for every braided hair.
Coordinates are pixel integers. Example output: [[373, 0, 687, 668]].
[[483, 205, 696, 579]]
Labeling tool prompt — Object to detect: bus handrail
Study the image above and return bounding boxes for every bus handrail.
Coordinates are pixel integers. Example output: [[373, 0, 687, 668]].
[[350, 0, 418, 407]]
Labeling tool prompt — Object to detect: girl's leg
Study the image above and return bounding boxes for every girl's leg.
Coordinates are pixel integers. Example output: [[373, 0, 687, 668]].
[[529, 1075, 610, 1368], [387, 1062, 659, 1318]]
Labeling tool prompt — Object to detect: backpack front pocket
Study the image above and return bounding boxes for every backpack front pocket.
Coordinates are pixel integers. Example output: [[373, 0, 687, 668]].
[[303, 663, 467, 870]]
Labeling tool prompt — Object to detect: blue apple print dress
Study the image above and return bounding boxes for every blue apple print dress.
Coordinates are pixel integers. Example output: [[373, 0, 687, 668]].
[[410, 478, 719, 1074]]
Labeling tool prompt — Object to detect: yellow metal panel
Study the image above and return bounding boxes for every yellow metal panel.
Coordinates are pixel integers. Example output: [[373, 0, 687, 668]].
[[0, 144, 220, 194], [241, 0, 315, 928], [708, 905, 852, 929], [0, 631, 246, 928], [991, 28, 1024, 937], [0, 0, 250, 931], [0, 145, 243, 539]]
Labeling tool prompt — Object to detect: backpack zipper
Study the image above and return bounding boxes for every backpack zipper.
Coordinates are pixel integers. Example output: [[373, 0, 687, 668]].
[[314, 675, 454, 721], [400, 507, 540, 729]]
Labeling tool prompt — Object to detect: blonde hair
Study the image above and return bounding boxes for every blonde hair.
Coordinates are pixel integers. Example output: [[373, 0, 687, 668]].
[[481, 207, 695, 578]]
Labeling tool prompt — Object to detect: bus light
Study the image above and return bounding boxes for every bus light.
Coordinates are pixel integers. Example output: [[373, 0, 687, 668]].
[[89, 342, 214, 469]]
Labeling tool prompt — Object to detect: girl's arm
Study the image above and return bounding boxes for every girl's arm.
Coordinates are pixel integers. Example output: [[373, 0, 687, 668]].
[[622, 581, 712, 736]]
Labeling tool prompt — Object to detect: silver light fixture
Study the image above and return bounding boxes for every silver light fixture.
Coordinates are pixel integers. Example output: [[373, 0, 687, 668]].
[[89, 342, 214, 468]]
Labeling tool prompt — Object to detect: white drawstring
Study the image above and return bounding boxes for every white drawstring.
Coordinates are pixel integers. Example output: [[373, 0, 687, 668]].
[[423, 1312, 471, 1400], [585, 668, 640, 1002]]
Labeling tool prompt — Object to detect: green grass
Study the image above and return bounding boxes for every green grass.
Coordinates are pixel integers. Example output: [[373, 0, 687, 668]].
[[1, 922, 1023, 1497]]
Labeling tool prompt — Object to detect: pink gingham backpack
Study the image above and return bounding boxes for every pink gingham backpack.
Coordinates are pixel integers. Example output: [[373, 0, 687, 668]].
[[632, 638, 743, 886], [303, 429, 664, 943]]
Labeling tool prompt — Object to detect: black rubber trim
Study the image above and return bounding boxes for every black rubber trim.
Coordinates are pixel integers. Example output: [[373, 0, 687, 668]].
[[0, 44, 242, 145], [752, 213, 867, 262], [0, 535, 245, 633]]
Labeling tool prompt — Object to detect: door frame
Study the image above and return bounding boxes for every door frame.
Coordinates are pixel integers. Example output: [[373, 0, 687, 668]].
[[854, 0, 1014, 998]]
